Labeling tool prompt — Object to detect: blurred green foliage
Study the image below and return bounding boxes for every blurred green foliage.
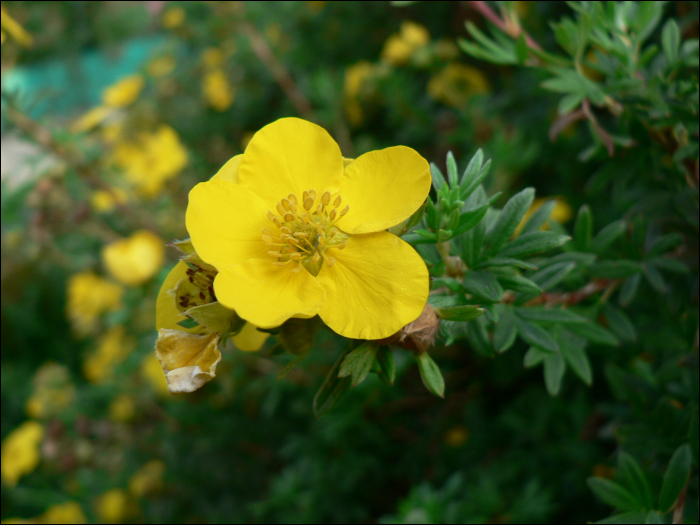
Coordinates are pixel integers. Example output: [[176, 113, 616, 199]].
[[1, 1, 697, 524]]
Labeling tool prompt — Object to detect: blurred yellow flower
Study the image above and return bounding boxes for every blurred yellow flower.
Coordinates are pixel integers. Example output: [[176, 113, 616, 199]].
[[162, 6, 185, 29], [343, 61, 374, 127], [265, 23, 282, 46], [1, 421, 43, 487], [110, 125, 188, 196], [381, 21, 430, 66], [102, 76, 145, 108], [83, 326, 133, 383], [90, 187, 127, 213], [444, 425, 470, 447], [102, 230, 164, 286], [202, 69, 235, 111], [128, 459, 166, 497], [25, 363, 76, 419], [94, 489, 131, 524], [70, 105, 113, 133], [0, 7, 32, 47], [428, 63, 490, 108], [201, 47, 225, 69], [66, 272, 124, 336], [147, 55, 176, 78], [40, 502, 87, 524], [516, 196, 574, 235], [140, 353, 170, 396], [306, 1, 326, 14], [433, 38, 459, 61], [108, 394, 136, 423]]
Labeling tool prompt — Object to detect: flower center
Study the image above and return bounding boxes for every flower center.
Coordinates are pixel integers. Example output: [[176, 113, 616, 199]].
[[262, 189, 350, 276]]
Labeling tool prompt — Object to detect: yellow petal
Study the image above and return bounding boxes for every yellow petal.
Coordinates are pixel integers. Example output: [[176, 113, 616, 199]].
[[335, 146, 430, 234], [211, 154, 242, 183], [215, 259, 326, 329], [186, 179, 270, 270], [155, 330, 221, 393], [238, 117, 343, 209], [155, 262, 203, 334], [41, 501, 87, 524], [232, 322, 269, 352], [317, 231, 429, 339], [0, 421, 44, 487], [102, 230, 164, 286]]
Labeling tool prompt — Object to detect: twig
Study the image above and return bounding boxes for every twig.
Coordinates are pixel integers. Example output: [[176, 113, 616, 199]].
[[468, 1, 542, 51]]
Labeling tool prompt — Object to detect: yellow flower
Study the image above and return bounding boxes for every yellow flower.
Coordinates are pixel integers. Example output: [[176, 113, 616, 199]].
[[83, 326, 133, 383], [162, 7, 185, 29], [90, 187, 127, 213], [186, 118, 430, 339], [0, 8, 32, 47], [201, 47, 225, 69], [102, 230, 164, 286], [108, 394, 136, 422], [102, 76, 144, 108], [381, 21, 430, 66], [111, 125, 188, 197], [128, 460, 166, 497], [94, 489, 131, 524], [202, 69, 235, 111], [70, 105, 113, 133], [343, 61, 374, 127], [40, 502, 87, 524], [140, 353, 169, 396], [516, 196, 574, 235], [66, 272, 124, 336], [1, 421, 43, 487], [147, 55, 176, 78], [427, 63, 490, 108], [25, 363, 75, 419]]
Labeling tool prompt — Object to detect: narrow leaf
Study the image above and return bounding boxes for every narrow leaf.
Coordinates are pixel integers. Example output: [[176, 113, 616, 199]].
[[589, 220, 626, 254], [467, 315, 494, 357], [559, 330, 592, 385], [477, 258, 539, 271], [375, 346, 396, 386], [602, 304, 636, 342], [494, 307, 517, 353], [497, 274, 542, 296], [644, 263, 666, 293], [446, 151, 459, 188], [434, 305, 484, 322], [460, 159, 492, 199], [619, 274, 641, 306], [498, 231, 571, 258], [338, 341, 378, 387], [521, 199, 556, 235], [516, 307, 589, 325], [659, 444, 692, 512], [460, 148, 484, 187], [452, 201, 490, 237], [515, 316, 560, 352], [313, 349, 352, 417], [485, 188, 536, 255], [589, 260, 643, 279], [587, 478, 643, 512], [574, 205, 593, 251], [415, 352, 445, 397], [662, 18, 681, 64], [430, 162, 445, 191], [617, 451, 654, 511], [524, 346, 547, 368], [530, 261, 576, 291], [543, 351, 566, 396], [568, 322, 618, 347], [463, 271, 504, 303]]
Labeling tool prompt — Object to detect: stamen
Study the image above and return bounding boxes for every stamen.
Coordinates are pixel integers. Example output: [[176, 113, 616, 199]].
[[284, 212, 295, 222], [262, 235, 274, 244], [289, 253, 303, 260], [276, 203, 285, 215], [268, 251, 282, 257], [326, 257, 336, 267], [289, 202, 298, 213], [339, 205, 349, 216], [328, 228, 337, 239], [262, 227, 274, 236], [314, 205, 323, 215], [309, 189, 317, 200], [329, 209, 337, 221], [272, 216, 282, 229], [334, 195, 342, 207], [291, 265, 302, 273], [337, 241, 348, 250], [280, 226, 292, 234], [322, 191, 331, 205], [266, 211, 275, 221], [312, 252, 321, 264], [293, 232, 308, 238], [288, 194, 298, 205], [301, 214, 310, 225], [281, 199, 291, 211], [303, 198, 314, 210], [303, 190, 309, 201], [316, 223, 323, 235], [273, 261, 290, 266]]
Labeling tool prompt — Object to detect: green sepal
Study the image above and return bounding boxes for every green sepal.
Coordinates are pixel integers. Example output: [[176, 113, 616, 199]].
[[182, 301, 244, 335], [338, 341, 378, 387], [375, 346, 396, 386], [415, 352, 445, 398]]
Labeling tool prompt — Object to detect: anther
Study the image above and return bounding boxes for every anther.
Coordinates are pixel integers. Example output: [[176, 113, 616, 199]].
[[281, 199, 291, 211], [273, 261, 289, 266], [309, 189, 317, 200], [284, 212, 295, 222], [303, 190, 309, 201], [339, 205, 349, 216], [280, 226, 292, 234], [329, 209, 337, 221], [337, 241, 348, 250], [312, 252, 321, 264], [326, 257, 336, 267], [301, 214, 310, 224], [303, 197, 314, 210], [262, 235, 274, 244], [334, 195, 342, 207], [268, 251, 282, 257], [328, 228, 337, 239], [272, 216, 282, 228], [267, 211, 275, 221], [316, 223, 323, 234], [293, 232, 308, 238], [262, 227, 274, 236], [290, 253, 303, 260], [291, 265, 302, 273], [289, 202, 298, 213], [199, 291, 206, 300], [276, 203, 285, 215], [322, 191, 331, 205], [315, 205, 323, 215], [288, 194, 298, 205]]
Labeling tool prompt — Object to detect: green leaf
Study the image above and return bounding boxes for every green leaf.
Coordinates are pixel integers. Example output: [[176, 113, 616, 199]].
[[602, 304, 637, 342], [494, 307, 517, 353], [446, 151, 459, 188], [434, 305, 484, 322], [461, 149, 484, 188], [543, 351, 566, 396], [662, 18, 681, 65], [515, 33, 529, 64], [313, 349, 352, 417], [574, 205, 593, 251], [460, 160, 492, 200], [643, 263, 666, 293], [485, 188, 535, 255], [404, 200, 428, 232], [589, 260, 644, 279], [452, 201, 490, 237], [589, 220, 627, 254], [530, 261, 576, 290], [430, 163, 446, 191], [515, 307, 589, 325], [437, 229, 453, 242], [415, 352, 445, 398], [338, 341, 379, 387], [477, 258, 539, 271], [594, 512, 648, 524], [467, 315, 494, 357], [498, 231, 571, 258], [644, 511, 664, 524], [521, 199, 556, 235], [515, 317, 559, 352], [523, 346, 547, 368], [497, 274, 542, 296], [568, 322, 618, 347], [177, 318, 199, 329], [277, 354, 306, 380], [375, 346, 396, 386], [659, 444, 692, 512], [617, 451, 654, 511], [651, 257, 688, 275], [425, 199, 439, 230], [619, 274, 641, 306], [559, 330, 592, 385], [463, 271, 504, 303], [587, 478, 643, 512], [558, 92, 585, 114]]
